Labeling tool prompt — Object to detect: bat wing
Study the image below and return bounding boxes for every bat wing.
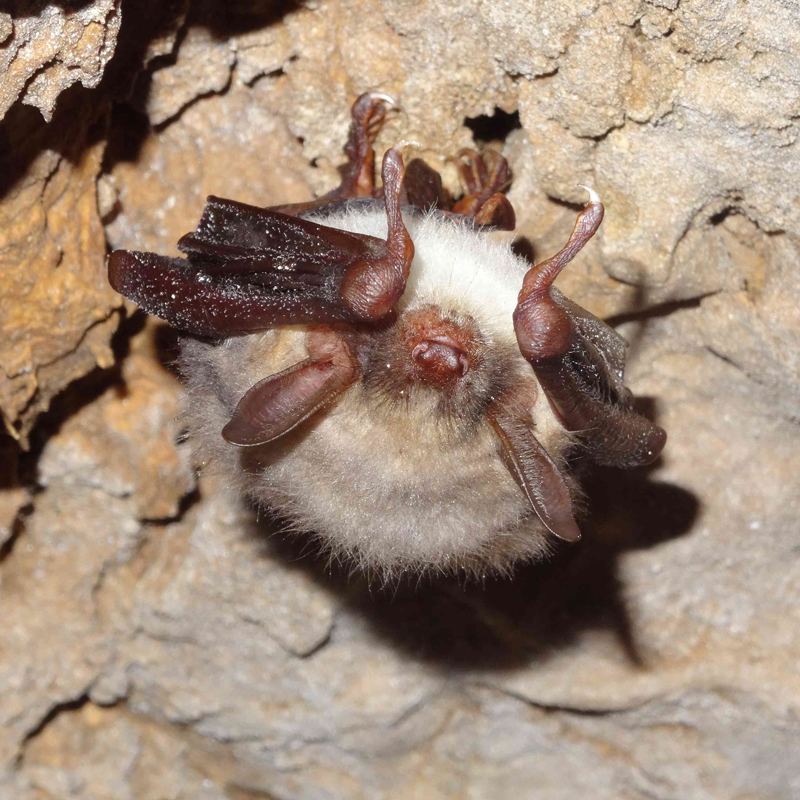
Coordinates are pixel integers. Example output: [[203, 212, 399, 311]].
[[543, 292, 665, 468], [490, 408, 581, 543], [110, 144, 414, 336], [108, 197, 386, 337], [554, 289, 631, 407]]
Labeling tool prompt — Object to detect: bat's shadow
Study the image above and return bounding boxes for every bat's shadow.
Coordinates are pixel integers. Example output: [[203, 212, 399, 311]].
[[256, 462, 698, 672]]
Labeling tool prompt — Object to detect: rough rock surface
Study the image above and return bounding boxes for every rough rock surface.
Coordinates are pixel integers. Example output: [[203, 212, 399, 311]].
[[1, 1, 800, 798], [0, 93, 121, 444], [0, 1, 121, 122]]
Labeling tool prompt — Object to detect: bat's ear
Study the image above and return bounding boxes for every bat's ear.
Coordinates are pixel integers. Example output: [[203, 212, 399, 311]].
[[223, 334, 359, 446], [489, 407, 580, 543], [513, 190, 666, 468], [338, 145, 415, 320]]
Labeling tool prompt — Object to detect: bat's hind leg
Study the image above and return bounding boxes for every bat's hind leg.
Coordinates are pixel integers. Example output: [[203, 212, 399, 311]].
[[327, 92, 398, 201], [270, 93, 397, 215]]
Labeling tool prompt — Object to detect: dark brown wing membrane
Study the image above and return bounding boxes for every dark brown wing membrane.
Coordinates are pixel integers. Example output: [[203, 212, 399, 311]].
[[109, 148, 414, 336], [108, 246, 364, 337], [108, 203, 380, 337], [178, 196, 375, 264], [537, 297, 666, 468], [552, 289, 631, 406], [108, 200, 384, 336]]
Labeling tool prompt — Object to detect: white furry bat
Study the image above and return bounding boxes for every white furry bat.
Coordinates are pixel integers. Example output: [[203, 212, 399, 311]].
[[108, 94, 666, 577]]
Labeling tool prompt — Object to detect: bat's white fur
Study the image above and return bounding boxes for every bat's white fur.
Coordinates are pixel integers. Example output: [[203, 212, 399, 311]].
[[181, 207, 574, 578]]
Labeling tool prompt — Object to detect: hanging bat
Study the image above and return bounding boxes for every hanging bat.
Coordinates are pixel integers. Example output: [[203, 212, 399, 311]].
[[108, 93, 666, 578]]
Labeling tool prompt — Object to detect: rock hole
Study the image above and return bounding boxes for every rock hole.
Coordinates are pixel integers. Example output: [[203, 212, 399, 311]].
[[464, 108, 521, 144], [709, 208, 733, 226]]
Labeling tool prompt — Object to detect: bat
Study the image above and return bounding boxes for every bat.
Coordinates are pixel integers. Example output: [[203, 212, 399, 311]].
[[108, 93, 666, 578]]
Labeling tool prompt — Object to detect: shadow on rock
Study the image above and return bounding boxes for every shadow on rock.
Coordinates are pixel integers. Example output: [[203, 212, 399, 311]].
[[252, 463, 698, 673]]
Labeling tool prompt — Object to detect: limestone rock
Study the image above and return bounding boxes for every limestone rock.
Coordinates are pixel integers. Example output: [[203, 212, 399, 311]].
[[37, 322, 196, 522], [105, 78, 311, 257], [0, 438, 28, 548], [2, 0, 800, 797], [0, 1, 121, 122], [143, 26, 235, 126], [0, 94, 121, 444]]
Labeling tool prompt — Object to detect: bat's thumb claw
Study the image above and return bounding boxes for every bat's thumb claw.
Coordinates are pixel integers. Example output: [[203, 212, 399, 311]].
[[577, 184, 602, 207], [391, 139, 422, 155], [369, 91, 399, 109]]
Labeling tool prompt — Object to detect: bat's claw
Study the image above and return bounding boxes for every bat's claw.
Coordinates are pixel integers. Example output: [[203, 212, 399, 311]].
[[352, 92, 400, 145], [363, 91, 398, 109], [577, 184, 602, 207]]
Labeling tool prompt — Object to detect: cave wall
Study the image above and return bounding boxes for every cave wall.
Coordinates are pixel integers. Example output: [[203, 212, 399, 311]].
[[1, 1, 799, 798]]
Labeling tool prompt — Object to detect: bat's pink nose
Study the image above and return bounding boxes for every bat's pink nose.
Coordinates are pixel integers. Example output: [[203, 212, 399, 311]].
[[399, 306, 479, 390], [412, 336, 469, 384]]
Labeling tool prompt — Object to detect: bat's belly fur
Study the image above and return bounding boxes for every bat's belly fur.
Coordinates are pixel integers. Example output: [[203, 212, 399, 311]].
[[180, 209, 572, 576]]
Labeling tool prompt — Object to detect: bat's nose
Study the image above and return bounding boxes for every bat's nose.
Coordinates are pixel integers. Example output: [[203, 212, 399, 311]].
[[411, 336, 469, 385]]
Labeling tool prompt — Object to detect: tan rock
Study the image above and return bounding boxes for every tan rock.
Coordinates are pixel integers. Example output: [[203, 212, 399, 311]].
[[233, 22, 294, 85], [0, 1, 121, 122], [143, 26, 235, 126], [0, 94, 121, 443], [0, 481, 140, 774], [37, 321, 196, 522], [105, 78, 312, 256]]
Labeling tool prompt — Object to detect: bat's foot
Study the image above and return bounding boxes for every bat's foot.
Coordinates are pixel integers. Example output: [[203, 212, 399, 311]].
[[326, 92, 399, 201], [349, 92, 398, 149], [451, 149, 516, 230], [276, 93, 399, 213], [454, 148, 510, 197]]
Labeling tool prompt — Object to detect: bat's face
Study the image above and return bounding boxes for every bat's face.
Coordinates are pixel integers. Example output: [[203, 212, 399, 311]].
[[324, 206, 526, 421], [109, 94, 666, 578], [179, 208, 569, 575]]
